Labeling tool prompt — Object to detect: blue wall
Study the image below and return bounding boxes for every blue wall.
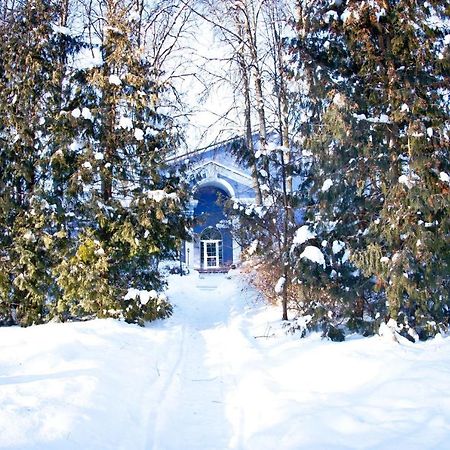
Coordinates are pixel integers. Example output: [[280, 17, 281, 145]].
[[193, 186, 233, 266]]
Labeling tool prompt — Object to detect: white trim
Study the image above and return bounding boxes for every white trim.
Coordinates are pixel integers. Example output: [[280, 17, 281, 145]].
[[191, 161, 254, 188], [202, 239, 221, 269], [185, 241, 194, 268], [194, 177, 236, 198], [193, 160, 253, 182], [232, 236, 241, 264]]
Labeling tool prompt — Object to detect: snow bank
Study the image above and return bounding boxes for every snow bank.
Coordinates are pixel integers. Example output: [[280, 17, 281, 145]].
[[1, 272, 450, 449]]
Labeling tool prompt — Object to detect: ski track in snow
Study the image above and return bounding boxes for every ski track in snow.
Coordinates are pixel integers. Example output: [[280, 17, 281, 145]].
[[148, 273, 265, 450], [1, 271, 450, 449]]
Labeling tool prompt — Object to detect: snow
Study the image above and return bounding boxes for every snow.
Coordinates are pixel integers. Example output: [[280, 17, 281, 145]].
[[23, 230, 35, 242], [108, 74, 122, 86], [324, 10, 338, 24], [399, 174, 415, 188], [118, 116, 133, 130], [71, 108, 81, 119], [247, 239, 258, 255], [274, 276, 285, 295], [353, 113, 391, 124], [147, 190, 178, 202], [321, 178, 333, 192], [332, 92, 345, 107], [73, 47, 103, 70], [146, 127, 159, 137], [2, 272, 450, 449], [300, 245, 326, 268], [379, 318, 400, 342], [134, 128, 144, 141], [341, 249, 351, 264], [81, 107, 92, 121], [341, 8, 353, 23], [439, 172, 449, 183], [69, 141, 82, 152], [332, 240, 345, 254], [52, 24, 73, 36], [128, 9, 141, 22], [124, 288, 158, 305], [375, 7, 386, 21], [377, 114, 391, 123], [292, 225, 315, 246], [52, 149, 64, 159]]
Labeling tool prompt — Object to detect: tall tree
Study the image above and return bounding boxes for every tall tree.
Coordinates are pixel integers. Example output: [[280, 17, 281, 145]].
[[54, 0, 190, 324], [0, 0, 191, 326], [0, 0, 81, 325], [290, 0, 450, 338], [190, 0, 302, 321], [344, 0, 450, 338]]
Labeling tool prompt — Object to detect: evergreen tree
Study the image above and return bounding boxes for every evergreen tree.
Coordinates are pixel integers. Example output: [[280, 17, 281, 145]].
[[54, 0, 189, 324], [290, 0, 450, 339], [0, 0, 81, 325], [343, 0, 450, 338], [0, 0, 189, 326]]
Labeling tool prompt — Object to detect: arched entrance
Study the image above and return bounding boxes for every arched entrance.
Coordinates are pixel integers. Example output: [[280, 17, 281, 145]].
[[200, 227, 223, 269], [191, 185, 233, 269], [176, 143, 257, 271]]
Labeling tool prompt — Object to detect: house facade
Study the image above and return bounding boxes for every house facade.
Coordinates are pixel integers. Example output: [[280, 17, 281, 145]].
[[175, 139, 256, 271]]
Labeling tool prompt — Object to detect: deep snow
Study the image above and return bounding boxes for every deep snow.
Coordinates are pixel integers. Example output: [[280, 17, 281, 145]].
[[1, 271, 450, 449]]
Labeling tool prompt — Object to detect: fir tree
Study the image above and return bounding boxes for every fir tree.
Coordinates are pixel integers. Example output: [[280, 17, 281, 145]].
[[0, 0, 81, 325], [290, 0, 450, 338], [54, 0, 189, 324], [342, 0, 450, 338], [0, 0, 189, 326]]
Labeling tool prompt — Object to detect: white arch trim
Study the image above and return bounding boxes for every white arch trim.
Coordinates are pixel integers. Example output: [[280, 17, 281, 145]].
[[194, 177, 236, 199]]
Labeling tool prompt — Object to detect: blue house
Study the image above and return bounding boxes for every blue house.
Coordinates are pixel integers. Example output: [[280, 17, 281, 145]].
[[173, 139, 256, 271]]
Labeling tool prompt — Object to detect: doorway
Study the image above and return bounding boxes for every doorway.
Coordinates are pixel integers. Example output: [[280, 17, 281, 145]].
[[200, 227, 223, 269]]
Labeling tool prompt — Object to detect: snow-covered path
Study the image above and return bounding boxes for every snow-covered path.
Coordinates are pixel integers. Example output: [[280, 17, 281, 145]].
[[148, 273, 270, 449], [1, 271, 450, 450], [148, 275, 234, 449]]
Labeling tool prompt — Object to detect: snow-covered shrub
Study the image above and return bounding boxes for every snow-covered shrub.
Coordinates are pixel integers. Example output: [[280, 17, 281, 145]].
[[122, 289, 172, 326]]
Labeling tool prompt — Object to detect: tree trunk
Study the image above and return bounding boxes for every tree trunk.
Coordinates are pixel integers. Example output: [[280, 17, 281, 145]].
[[239, 53, 263, 205], [282, 263, 289, 321], [241, 1, 270, 180]]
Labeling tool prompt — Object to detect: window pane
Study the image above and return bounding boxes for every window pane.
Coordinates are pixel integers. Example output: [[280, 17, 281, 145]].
[[200, 227, 222, 241]]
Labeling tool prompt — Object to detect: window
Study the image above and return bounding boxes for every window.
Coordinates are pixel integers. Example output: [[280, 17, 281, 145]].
[[200, 227, 223, 269]]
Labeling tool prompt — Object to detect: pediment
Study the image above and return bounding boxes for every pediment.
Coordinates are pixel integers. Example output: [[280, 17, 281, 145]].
[[191, 160, 254, 188]]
